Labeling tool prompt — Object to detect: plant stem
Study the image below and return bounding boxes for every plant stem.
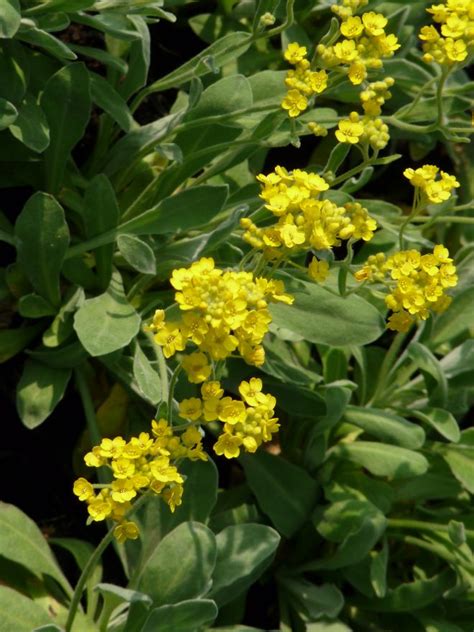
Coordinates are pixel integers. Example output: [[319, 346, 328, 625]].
[[145, 331, 169, 405], [388, 518, 474, 540], [167, 365, 182, 424], [368, 331, 409, 406], [75, 365, 102, 448], [65, 528, 114, 632], [65, 494, 150, 632]]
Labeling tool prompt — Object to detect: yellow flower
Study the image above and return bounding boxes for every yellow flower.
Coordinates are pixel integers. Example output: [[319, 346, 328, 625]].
[[181, 351, 212, 384], [111, 458, 135, 479], [335, 118, 364, 143], [114, 521, 139, 543], [348, 61, 367, 85], [214, 433, 243, 459], [281, 89, 308, 117], [111, 479, 137, 503], [218, 397, 247, 425], [162, 484, 184, 512], [179, 397, 203, 421], [362, 11, 388, 36], [88, 496, 113, 522], [387, 311, 414, 333], [308, 257, 330, 283], [341, 16, 364, 38], [73, 478, 94, 501], [238, 378, 265, 406], [284, 42, 308, 64], [151, 418, 172, 438], [201, 380, 224, 401], [154, 322, 186, 358], [98, 437, 126, 459]]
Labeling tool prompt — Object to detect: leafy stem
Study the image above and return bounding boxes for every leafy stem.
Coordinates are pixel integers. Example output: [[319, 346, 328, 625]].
[[65, 494, 150, 632]]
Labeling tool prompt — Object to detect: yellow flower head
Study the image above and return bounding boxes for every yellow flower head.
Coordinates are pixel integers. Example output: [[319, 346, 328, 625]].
[[308, 257, 330, 283], [181, 351, 212, 384], [114, 521, 139, 543], [281, 89, 308, 117], [73, 478, 94, 501], [284, 42, 308, 64], [179, 397, 203, 421], [214, 433, 243, 459], [404, 164, 460, 203], [335, 118, 365, 144]]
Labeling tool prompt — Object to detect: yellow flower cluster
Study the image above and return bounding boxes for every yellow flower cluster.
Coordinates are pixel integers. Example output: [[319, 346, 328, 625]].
[[317, 10, 400, 86], [331, 0, 369, 20], [336, 111, 390, 150], [281, 43, 328, 117], [420, 0, 474, 65], [178, 378, 279, 459], [403, 164, 460, 204], [241, 167, 377, 263], [149, 257, 293, 367], [355, 245, 458, 332], [73, 422, 206, 542], [360, 77, 395, 116]]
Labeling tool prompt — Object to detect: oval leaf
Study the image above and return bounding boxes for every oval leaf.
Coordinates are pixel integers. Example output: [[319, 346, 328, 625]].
[[73, 271, 141, 356], [270, 284, 384, 347], [118, 234, 156, 274], [16, 359, 71, 428], [138, 522, 217, 606], [411, 408, 460, 443], [335, 442, 428, 479], [344, 406, 425, 449], [15, 192, 70, 307]]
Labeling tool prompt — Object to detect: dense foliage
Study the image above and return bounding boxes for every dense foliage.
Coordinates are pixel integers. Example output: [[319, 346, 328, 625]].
[[0, 0, 473, 631]]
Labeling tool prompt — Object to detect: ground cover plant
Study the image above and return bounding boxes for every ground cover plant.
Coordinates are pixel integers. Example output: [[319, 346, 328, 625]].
[[0, 0, 473, 630]]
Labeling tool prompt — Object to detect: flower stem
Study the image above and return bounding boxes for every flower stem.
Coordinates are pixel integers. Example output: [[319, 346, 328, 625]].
[[167, 365, 182, 424], [65, 494, 150, 632]]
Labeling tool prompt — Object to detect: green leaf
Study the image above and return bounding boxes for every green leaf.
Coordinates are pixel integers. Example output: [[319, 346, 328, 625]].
[[137, 522, 217, 606], [147, 32, 251, 93], [16, 359, 71, 428], [115, 15, 150, 99], [407, 342, 447, 407], [431, 287, 474, 346], [18, 293, 56, 318], [0, 0, 21, 38], [133, 342, 162, 404], [411, 408, 460, 443], [241, 451, 318, 537], [83, 174, 119, 289], [313, 498, 386, 570], [95, 583, 151, 606], [283, 578, 344, 620], [68, 43, 128, 73], [117, 234, 156, 274], [0, 586, 51, 632], [344, 406, 425, 449], [370, 538, 388, 598], [28, 341, 88, 369], [9, 94, 50, 152], [15, 192, 70, 307], [357, 569, 454, 612], [305, 623, 352, 632], [141, 599, 218, 632], [0, 502, 70, 594], [0, 97, 17, 130], [0, 324, 43, 363], [18, 26, 77, 61], [122, 185, 229, 236], [41, 62, 91, 193], [441, 446, 474, 493], [104, 112, 181, 177], [270, 281, 384, 347], [334, 442, 428, 479], [73, 271, 141, 356], [90, 72, 134, 132], [383, 59, 433, 90], [187, 75, 252, 121], [209, 524, 280, 606]]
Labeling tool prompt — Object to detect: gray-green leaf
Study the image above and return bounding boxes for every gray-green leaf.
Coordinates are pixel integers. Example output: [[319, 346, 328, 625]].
[[73, 271, 141, 356], [15, 192, 70, 307]]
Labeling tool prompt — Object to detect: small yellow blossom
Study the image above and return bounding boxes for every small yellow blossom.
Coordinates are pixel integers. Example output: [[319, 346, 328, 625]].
[[335, 118, 365, 143], [114, 521, 139, 543], [73, 478, 94, 501], [214, 433, 243, 459], [181, 351, 212, 384], [281, 89, 308, 117], [284, 42, 308, 64], [308, 257, 330, 283]]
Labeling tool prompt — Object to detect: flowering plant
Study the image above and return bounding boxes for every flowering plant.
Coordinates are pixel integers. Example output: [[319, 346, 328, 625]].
[[0, 0, 473, 631]]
